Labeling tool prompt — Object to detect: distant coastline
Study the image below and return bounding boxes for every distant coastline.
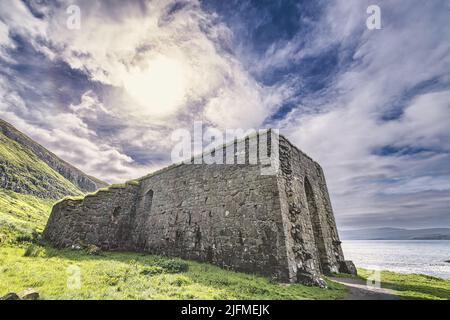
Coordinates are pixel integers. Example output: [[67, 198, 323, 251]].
[[340, 227, 450, 240]]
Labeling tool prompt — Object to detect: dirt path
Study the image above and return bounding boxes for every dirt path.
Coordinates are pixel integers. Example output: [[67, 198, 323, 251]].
[[329, 277, 401, 300]]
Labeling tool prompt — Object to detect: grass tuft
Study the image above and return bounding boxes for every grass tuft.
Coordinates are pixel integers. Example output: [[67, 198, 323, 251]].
[[155, 259, 189, 273], [23, 244, 46, 257]]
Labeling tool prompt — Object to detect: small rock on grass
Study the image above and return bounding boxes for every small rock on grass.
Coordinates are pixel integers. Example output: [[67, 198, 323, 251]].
[[0, 293, 20, 300], [19, 288, 39, 300]]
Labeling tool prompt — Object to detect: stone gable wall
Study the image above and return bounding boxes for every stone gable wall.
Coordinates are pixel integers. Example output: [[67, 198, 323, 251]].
[[276, 136, 346, 285]]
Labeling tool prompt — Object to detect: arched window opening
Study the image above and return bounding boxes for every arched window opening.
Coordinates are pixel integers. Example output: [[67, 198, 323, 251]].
[[111, 206, 121, 223], [144, 190, 154, 213]]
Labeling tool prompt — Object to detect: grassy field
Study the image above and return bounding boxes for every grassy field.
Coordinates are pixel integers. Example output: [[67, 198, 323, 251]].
[[2, 244, 449, 300], [0, 245, 347, 300], [358, 269, 450, 300], [0, 189, 53, 245]]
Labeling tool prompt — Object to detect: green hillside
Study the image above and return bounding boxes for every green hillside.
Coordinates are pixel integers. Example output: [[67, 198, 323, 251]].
[[0, 131, 82, 199], [0, 128, 85, 244], [0, 189, 53, 245]]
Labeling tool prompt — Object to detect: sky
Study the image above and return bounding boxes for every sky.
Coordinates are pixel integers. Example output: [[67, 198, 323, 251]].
[[0, 0, 449, 229]]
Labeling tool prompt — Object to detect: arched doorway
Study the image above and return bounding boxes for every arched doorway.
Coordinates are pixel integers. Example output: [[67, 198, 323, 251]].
[[304, 177, 328, 274]]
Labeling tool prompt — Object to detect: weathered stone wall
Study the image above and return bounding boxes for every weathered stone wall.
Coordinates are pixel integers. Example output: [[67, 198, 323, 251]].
[[44, 131, 354, 284], [45, 163, 290, 279], [44, 185, 140, 249]]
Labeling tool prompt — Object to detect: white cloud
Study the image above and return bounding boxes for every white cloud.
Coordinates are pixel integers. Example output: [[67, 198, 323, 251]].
[[0, 0, 289, 182], [27, 0, 280, 126], [278, 0, 450, 228]]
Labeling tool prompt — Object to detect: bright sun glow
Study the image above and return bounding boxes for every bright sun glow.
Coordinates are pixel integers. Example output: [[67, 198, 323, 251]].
[[123, 56, 187, 117]]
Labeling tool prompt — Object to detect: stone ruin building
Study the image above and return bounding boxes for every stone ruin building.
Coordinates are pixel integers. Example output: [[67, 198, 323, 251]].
[[44, 130, 356, 286]]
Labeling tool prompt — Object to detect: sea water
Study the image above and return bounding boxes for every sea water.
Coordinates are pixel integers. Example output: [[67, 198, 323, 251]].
[[341, 240, 450, 279]]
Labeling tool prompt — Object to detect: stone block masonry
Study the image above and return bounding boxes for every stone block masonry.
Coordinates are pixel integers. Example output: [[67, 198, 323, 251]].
[[44, 131, 356, 286]]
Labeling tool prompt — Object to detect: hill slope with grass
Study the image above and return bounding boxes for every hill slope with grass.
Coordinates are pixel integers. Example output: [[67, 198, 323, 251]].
[[0, 119, 109, 244], [0, 189, 53, 244], [0, 130, 83, 199], [0, 119, 92, 244], [0, 118, 106, 196]]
